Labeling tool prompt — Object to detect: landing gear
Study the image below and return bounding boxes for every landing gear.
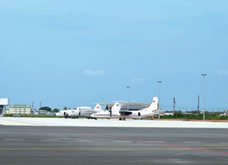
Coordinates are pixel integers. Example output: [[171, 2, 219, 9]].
[[119, 117, 126, 121]]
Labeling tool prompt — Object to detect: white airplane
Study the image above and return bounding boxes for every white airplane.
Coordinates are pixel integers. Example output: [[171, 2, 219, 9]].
[[119, 97, 159, 120], [64, 109, 80, 119], [79, 104, 104, 118], [55, 108, 79, 118], [56, 110, 70, 117], [91, 102, 122, 119], [91, 97, 159, 120], [64, 104, 104, 119]]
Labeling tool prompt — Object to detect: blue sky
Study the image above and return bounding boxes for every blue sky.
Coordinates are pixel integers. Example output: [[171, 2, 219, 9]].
[[0, 0, 228, 110]]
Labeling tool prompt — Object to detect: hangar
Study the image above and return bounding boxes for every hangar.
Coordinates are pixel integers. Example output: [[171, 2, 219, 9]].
[[106, 103, 150, 111], [0, 98, 9, 116]]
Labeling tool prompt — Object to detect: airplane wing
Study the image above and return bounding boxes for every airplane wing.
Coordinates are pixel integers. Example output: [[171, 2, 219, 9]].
[[119, 110, 132, 116]]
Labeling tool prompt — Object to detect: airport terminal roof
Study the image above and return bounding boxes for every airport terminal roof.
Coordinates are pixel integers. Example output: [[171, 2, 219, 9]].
[[10, 104, 31, 108], [120, 103, 150, 111]]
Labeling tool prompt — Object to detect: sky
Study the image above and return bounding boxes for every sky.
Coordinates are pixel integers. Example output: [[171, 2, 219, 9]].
[[0, 0, 228, 111]]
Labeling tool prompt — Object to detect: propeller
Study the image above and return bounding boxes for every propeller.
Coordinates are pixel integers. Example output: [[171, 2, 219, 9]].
[[109, 108, 112, 118]]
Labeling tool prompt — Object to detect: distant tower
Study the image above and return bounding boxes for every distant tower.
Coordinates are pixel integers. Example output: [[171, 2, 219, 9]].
[[173, 97, 176, 114], [32, 102, 34, 110]]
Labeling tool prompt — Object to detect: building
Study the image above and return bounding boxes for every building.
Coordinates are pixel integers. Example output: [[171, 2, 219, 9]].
[[106, 102, 150, 111], [0, 98, 9, 116], [38, 110, 54, 115], [120, 103, 150, 111], [9, 104, 31, 115]]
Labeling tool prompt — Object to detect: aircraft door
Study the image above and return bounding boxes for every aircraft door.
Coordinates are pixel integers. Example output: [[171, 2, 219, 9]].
[[138, 112, 141, 117]]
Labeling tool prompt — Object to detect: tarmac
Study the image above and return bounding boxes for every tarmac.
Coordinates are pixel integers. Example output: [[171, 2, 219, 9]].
[[1, 117, 228, 128], [0, 126, 228, 165]]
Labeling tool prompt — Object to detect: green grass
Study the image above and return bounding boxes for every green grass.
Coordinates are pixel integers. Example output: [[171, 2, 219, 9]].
[[161, 111, 228, 120]]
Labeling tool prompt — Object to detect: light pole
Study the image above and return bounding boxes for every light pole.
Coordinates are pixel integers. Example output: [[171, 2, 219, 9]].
[[122, 85, 131, 120], [202, 73, 207, 121], [126, 85, 130, 111], [157, 81, 162, 119]]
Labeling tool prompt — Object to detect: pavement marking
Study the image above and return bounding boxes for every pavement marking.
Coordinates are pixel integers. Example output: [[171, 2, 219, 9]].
[[184, 141, 202, 144], [41, 139, 60, 142], [0, 147, 228, 151], [4, 139, 24, 141], [202, 144, 228, 146], [0, 147, 203, 151], [113, 140, 132, 143], [147, 141, 167, 143], [67, 128, 228, 155]]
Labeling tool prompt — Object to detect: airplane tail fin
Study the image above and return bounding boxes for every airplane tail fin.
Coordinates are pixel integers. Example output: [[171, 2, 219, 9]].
[[148, 97, 159, 112], [94, 104, 103, 112], [111, 102, 121, 114]]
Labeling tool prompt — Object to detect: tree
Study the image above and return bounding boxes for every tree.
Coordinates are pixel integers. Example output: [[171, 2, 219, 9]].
[[52, 108, 60, 112], [173, 111, 183, 118], [39, 106, 52, 112]]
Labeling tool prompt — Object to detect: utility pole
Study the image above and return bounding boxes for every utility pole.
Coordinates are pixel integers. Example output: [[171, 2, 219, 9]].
[[173, 97, 176, 114], [197, 95, 200, 114], [32, 102, 34, 111], [124, 85, 130, 121], [126, 85, 130, 111], [202, 73, 207, 121], [157, 81, 162, 119]]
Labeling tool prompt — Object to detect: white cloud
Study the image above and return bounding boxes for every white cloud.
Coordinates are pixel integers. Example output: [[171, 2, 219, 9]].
[[83, 69, 105, 77], [218, 69, 228, 76]]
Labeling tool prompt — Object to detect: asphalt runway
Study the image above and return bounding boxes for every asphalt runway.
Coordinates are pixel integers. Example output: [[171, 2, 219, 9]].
[[0, 126, 228, 165]]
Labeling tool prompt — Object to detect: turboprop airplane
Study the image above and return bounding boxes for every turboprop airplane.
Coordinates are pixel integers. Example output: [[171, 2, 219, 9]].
[[91, 97, 159, 120], [56, 110, 70, 117], [91, 102, 122, 119], [119, 97, 159, 120]]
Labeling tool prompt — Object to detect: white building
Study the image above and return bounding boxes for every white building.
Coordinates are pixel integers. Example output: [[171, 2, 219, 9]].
[[9, 104, 31, 115], [0, 98, 9, 116]]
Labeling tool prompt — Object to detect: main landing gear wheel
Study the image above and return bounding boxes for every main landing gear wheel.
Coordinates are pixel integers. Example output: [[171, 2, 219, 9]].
[[119, 117, 126, 121]]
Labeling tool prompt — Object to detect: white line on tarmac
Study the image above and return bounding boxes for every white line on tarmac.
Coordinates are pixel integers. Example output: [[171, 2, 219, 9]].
[[41, 139, 60, 142], [147, 141, 167, 143], [4, 139, 24, 141], [113, 140, 132, 143], [184, 141, 202, 144]]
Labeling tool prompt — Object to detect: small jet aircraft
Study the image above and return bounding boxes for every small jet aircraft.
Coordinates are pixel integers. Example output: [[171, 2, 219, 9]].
[[91, 97, 159, 120], [79, 104, 104, 119], [62, 109, 80, 119], [63, 104, 104, 119]]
